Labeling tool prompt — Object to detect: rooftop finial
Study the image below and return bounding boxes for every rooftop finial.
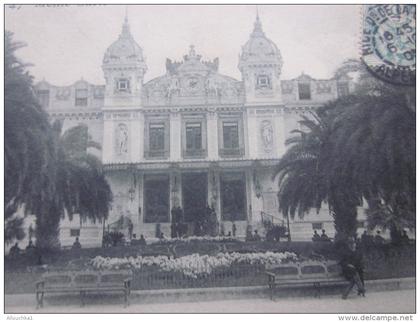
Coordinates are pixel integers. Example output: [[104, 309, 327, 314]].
[[252, 6, 264, 36], [189, 45, 196, 57], [121, 6, 131, 38]]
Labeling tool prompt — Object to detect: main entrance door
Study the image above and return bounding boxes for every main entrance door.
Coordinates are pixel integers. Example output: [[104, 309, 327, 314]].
[[220, 172, 247, 221], [144, 175, 170, 223], [182, 173, 208, 222]]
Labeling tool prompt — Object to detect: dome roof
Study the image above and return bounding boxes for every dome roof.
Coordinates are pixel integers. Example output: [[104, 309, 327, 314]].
[[103, 18, 146, 66], [239, 15, 282, 68]]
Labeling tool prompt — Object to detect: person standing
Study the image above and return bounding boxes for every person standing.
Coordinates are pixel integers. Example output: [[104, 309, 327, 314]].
[[312, 230, 321, 242], [72, 237, 82, 250], [320, 229, 330, 242], [340, 238, 365, 299]]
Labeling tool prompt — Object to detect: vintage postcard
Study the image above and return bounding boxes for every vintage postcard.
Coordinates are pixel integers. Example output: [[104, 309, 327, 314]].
[[3, 4, 416, 317]]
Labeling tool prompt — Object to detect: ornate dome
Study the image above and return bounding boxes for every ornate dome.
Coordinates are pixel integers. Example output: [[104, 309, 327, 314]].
[[239, 15, 282, 70], [103, 17, 146, 66]]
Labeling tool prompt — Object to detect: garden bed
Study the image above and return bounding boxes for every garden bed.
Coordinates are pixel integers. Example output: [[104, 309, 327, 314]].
[[4, 241, 415, 294]]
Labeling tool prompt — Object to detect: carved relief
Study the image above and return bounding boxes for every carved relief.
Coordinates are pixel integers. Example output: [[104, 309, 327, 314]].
[[205, 77, 221, 97], [93, 86, 105, 99], [166, 77, 180, 99], [55, 87, 71, 100], [316, 81, 332, 94], [260, 120, 274, 151], [281, 81, 294, 94], [116, 123, 129, 155]]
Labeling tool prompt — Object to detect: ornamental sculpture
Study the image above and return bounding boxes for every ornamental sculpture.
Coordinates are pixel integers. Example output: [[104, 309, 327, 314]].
[[116, 123, 129, 155], [260, 120, 274, 150]]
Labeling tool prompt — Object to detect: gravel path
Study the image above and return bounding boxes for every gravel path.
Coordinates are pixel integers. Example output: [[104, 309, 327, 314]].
[[5, 289, 414, 314]]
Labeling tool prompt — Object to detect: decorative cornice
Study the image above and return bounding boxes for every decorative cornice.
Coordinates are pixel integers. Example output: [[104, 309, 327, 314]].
[[103, 158, 281, 172], [49, 111, 103, 120]]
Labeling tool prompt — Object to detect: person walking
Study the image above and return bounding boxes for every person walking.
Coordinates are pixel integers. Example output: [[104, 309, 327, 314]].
[[340, 238, 365, 299]]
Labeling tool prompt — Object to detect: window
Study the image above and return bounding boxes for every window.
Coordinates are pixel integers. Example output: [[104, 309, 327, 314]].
[[298, 83, 311, 100], [337, 82, 350, 98], [223, 122, 239, 149], [312, 222, 323, 230], [70, 229, 80, 237], [149, 123, 165, 151], [144, 175, 170, 223], [219, 118, 244, 157], [117, 78, 130, 93], [145, 118, 170, 159], [186, 123, 202, 151], [75, 89, 88, 106], [37, 90, 50, 108], [256, 75, 271, 89]]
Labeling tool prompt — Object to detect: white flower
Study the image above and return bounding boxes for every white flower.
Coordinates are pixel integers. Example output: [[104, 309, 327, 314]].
[[89, 250, 297, 278]]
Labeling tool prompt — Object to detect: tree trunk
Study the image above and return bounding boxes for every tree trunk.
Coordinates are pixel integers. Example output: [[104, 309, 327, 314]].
[[330, 189, 359, 242], [35, 203, 61, 250]]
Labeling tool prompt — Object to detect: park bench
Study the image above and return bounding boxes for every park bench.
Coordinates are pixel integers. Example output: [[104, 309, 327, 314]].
[[266, 260, 347, 300], [35, 270, 132, 308]]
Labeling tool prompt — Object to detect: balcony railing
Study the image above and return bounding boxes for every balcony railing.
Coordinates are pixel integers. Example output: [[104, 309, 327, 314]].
[[144, 149, 169, 159], [182, 149, 207, 159], [219, 147, 244, 158]]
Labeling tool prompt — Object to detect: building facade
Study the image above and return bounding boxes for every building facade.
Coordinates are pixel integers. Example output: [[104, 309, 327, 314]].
[[35, 15, 362, 247]]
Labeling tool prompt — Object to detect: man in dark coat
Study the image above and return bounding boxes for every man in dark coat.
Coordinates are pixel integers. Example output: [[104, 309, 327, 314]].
[[340, 238, 365, 299]]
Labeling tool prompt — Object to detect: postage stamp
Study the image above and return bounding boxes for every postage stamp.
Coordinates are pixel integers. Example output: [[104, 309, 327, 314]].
[[361, 4, 416, 86]]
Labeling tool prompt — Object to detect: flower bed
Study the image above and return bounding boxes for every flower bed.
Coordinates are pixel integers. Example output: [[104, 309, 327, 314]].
[[90, 251, 298, 279], [149, 236, 240, 245]]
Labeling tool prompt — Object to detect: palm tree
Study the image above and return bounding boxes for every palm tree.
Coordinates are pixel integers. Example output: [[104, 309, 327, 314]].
[[273, 110, 360, 240], [5, 31, 113, 248], [35, 122, 113, 249], [5, 31, 57, 244], [328, 86, 415, 242], [274, 59, 415, 242]]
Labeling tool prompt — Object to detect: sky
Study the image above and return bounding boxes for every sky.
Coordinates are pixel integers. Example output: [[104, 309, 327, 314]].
[[5, 4, 361, 86]]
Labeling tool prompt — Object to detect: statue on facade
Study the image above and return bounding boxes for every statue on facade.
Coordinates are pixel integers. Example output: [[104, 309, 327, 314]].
[[116, 124, 128, 155], [261, 120, 273, 149], [205, 77, 221, 97], [166, 77, 180, 99]]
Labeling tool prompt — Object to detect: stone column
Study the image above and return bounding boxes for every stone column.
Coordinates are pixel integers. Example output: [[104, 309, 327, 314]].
[[169, 168, 181, 218], [135, 112, 145, 162], [102, 113, 114, 164], [136, 171, 144, 236], [245, 169, 254, 223], [170, 110, 181, 161], [208, 165, 221, 223], [207, 110, 218, 159]]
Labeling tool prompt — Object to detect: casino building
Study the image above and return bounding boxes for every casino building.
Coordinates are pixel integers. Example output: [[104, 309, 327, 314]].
[[35, 15, 363, 247]]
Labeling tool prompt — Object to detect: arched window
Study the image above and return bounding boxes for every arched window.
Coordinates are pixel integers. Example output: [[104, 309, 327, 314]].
[[298, 82, 311, 100]]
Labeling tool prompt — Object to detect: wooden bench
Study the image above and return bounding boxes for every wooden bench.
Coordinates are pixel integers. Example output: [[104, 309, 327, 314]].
[[35, 270, 133, 308], [266, 260, 347, 300]]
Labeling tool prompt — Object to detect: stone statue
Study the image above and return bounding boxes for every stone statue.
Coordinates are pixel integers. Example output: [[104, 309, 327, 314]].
[[116, 124, 128, 155], [261, 120, 273, 149], [166, 77, 180, 99], [205, 77, 220, 97]]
